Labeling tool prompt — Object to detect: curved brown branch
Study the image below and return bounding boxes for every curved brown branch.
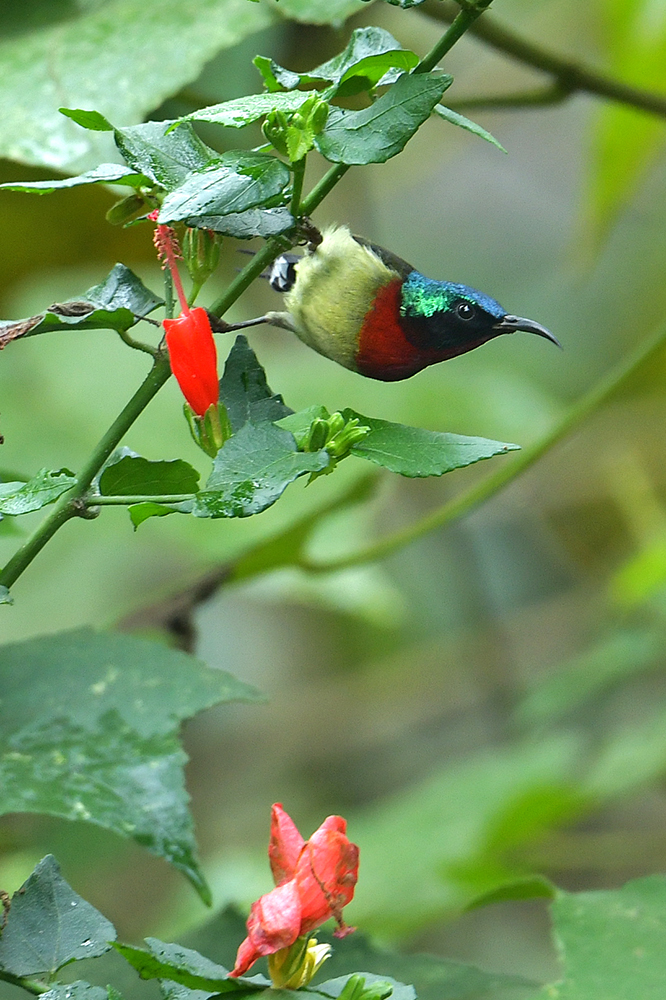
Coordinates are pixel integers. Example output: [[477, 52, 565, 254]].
[[423, 0, 666, 119]]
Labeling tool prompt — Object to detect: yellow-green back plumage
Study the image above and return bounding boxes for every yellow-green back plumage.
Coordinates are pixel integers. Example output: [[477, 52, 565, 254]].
[[284, 226, 400, 371]]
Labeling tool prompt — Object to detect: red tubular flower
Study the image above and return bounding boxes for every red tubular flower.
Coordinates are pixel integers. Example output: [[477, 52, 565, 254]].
[[230, 803, 359, 978], [163, 307, 219, 417]]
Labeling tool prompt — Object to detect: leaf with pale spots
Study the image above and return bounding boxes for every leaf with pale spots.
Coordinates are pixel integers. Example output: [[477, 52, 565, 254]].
[[0, 264, 163, 349], [0, 629, 261, 902], [532, 876, 666, 999], [0, 855, 115, 976]]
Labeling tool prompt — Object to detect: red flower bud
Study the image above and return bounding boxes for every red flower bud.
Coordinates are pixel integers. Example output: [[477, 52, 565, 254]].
[[230, 803, 359, 978], [163, 307, 219, 417]]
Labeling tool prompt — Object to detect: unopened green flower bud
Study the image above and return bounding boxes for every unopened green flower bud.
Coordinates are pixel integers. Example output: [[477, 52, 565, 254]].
[[326, 411, 346, 438], [182, 227, 221, 287], [184, 401, 232, 458], [263, 110, 290, 156], [306, 417, 329, 451], [106, 193, 147, 226], [268, 937, 332, 989], [308, 99, 329, 133], [325, 418, 371, 459]]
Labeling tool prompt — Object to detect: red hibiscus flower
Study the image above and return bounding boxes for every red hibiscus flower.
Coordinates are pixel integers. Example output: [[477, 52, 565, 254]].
[[230, 803, 359, 978]]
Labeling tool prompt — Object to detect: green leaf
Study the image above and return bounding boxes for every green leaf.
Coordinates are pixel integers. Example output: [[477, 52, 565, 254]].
[[433, 105, 506, 152], [0, 0, 274, 170], [194, 423, 329, 519], [59, 109, 114, 132], [349, 735, 581, 938], [0, 264, 163, 348], [128, 502, 180, 529], [85, 263, 164, 317], [315, 73, 452, 164], [42, 985, 109, 1000], [186, 207, 294, 239], [0, 468, 76, 515], [180, 91, 316, 129], [99, 454, 200, 498], [314, 932, 539, 1000], [114, 121, 218, 191], [341, 410, 519, 477], [158, 154, 290, 224], [114, 939, 251, 993], [253, 56, 302, 93], [539, 876, 666, 998], [0, 628, 261, 900], [0, 855, 116, 976], [219, 335, 292, 432], [310, 28, 419, 95], [467, 875, 556, 910], [0, 163, 147, 195], [255, 29, 419, 97]]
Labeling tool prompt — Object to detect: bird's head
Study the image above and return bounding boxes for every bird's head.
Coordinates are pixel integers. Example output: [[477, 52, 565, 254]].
[[400, 272, 560, 356]]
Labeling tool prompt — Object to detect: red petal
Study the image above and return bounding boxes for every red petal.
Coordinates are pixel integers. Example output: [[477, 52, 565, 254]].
[[164, 307, 218, 417], [294, 821, 359, 934], [229, 880, 302, 976], [269, 803, 305, 886]]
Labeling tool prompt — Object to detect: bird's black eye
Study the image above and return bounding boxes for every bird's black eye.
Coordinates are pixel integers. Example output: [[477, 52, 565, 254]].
[[456, 301, 475, 321]]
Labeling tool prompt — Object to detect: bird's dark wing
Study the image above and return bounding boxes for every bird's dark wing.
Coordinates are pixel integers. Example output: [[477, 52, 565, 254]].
[[352, 235, 415, 279]]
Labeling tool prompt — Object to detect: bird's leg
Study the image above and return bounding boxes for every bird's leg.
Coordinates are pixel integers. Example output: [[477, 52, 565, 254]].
[[295, 217, 323, 252], [206, 310, 297, 334]]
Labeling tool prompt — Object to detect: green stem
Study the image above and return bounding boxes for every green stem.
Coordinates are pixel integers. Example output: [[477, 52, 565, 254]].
[[208, 236, 292, 318], [163, 268, 175, 320], [0, 355, 172, 590], [0, 970, 49, 996], [88, 494, 195, 505], [300, 162, 350, 216], [299, 319, 666, 574], [290, 156, 307, 218], [415, 1, 492, 74], [422, 0, 666, 119], [116, 327, 159, 357]]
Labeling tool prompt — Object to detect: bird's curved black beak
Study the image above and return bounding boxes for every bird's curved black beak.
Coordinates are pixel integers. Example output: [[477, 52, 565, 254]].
[[493, 314, 562, 348]]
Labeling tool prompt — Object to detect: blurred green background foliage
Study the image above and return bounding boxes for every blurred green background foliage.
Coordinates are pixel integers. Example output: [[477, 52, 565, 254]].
[[2, 0, 666, 988]]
